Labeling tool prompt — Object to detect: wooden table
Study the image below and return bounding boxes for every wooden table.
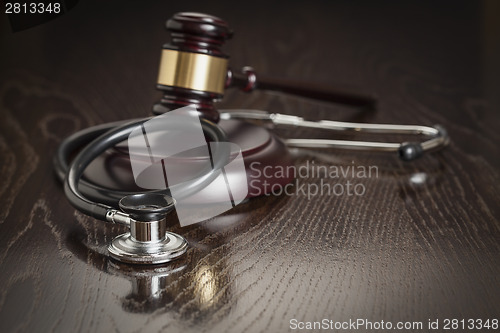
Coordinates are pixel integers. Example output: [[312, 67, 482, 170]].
[[0, 1, 498, 332]]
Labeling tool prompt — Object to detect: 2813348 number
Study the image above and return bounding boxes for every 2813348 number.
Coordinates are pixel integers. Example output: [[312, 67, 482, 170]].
[[5, 3, 61, 14], [443, 319, 498, 330]]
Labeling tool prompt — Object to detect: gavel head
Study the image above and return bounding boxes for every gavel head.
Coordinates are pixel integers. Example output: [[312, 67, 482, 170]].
[[153, 12, 233, 122]]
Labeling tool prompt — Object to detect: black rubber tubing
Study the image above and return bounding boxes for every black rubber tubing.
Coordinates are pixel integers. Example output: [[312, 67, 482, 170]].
[[56, 117, 228, 221]]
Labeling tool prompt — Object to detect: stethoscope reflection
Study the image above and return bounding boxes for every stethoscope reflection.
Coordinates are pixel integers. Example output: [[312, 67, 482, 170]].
[[108, 260, 187, 313], [65, 217, 238, 316]]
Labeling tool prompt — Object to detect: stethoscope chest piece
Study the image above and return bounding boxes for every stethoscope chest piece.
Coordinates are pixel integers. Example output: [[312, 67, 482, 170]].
[[107, 193, 188, 264]]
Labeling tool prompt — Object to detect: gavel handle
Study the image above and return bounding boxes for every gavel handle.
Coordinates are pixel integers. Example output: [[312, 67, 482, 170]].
[[228, 67, 377, 109]]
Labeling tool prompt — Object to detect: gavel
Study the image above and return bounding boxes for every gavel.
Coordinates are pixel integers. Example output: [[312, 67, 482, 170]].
[[75, 11, 446, 203], [152, 12, 377, 123]]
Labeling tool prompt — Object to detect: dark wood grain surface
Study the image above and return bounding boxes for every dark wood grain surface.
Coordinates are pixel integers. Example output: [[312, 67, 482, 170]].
[[0, 1, 499, 332]]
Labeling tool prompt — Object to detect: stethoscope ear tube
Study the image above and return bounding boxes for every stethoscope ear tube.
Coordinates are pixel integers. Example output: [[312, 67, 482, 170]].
[[220, 110, 449, 160]]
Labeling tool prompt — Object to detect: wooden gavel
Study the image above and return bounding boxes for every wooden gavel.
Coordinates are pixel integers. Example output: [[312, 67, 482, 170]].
[[152, 12, 377, 123]]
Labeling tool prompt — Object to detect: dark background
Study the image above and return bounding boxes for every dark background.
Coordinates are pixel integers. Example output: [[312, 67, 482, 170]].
[[0, 1, 499, 332]]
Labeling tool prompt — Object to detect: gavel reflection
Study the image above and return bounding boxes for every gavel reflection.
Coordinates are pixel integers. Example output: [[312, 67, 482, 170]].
[[152, 12, 377, 122]]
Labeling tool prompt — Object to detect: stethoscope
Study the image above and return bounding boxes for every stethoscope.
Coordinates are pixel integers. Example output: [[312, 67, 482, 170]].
[[55, 12, 449, 265]]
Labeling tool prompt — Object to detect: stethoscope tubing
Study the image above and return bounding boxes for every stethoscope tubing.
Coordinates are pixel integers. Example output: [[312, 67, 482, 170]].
[[56, 116, 228, 222]]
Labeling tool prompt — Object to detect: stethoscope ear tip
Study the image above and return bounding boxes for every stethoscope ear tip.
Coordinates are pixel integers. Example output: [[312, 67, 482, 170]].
[[398, 142, 424, 161]]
